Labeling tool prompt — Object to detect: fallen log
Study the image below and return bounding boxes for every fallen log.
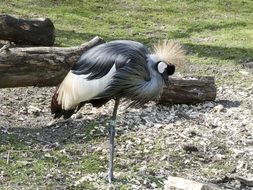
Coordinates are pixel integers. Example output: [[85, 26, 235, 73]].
[[0, 14, 55, 46], [0, 36, 105, 88], [0, 37, 216, 103], [159, 76, 216, 104]]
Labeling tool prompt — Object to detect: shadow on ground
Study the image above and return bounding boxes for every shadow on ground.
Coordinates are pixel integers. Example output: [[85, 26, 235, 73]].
[[184, 43, 253, 61], [0, 115, 111, 150], [217, 100, 241, 108], [169, 22, 247, 39]]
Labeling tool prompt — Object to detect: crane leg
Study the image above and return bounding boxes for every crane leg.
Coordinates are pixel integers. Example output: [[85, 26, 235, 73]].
[[108, 98, 120, 183]]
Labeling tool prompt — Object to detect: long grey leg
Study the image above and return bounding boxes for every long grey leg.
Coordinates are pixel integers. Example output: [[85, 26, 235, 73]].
[[108, 98, 120, 183]]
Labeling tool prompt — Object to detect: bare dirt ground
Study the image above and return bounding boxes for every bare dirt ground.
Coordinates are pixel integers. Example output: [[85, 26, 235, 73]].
[[0, 62, 253, 189]]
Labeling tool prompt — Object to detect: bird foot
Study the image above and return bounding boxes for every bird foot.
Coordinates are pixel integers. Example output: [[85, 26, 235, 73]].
[[107, 172, 115, 183]]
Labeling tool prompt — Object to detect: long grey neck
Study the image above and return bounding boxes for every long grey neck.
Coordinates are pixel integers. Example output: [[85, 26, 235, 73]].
[[147, 54, 164, 81], [142, 54, 165, 99]]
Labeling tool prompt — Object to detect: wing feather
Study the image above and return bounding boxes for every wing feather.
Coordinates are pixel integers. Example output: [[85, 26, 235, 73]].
[[72, 40, 150, 80], [56, 64, 117, 110]]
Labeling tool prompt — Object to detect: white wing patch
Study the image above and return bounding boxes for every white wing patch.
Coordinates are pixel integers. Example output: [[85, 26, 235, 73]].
[[57, 65, 116, 110]]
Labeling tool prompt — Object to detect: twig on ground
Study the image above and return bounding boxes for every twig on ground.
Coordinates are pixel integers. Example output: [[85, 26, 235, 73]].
[[6, 151, 10, 164], [0, 41, 12, 53]]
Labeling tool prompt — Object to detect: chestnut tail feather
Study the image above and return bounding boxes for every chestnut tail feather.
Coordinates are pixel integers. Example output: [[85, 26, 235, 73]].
[[51, 87, 73, 119]]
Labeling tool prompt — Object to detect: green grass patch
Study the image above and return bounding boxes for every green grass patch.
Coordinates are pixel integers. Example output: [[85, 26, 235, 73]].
[[0, 141, 104, 188]]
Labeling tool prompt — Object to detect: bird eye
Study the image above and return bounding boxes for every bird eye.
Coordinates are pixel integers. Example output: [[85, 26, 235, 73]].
[[157, 62, 167, 74]]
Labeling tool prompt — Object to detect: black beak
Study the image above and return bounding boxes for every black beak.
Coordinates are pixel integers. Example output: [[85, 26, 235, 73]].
[[162, 72, 169, 86], [163, 64, 175, 86]]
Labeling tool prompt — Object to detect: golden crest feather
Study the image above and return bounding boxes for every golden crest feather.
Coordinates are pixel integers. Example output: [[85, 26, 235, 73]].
[[152, 40, 185, 67]]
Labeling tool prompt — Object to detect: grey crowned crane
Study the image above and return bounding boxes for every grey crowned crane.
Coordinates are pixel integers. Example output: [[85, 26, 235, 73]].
[[51, 40, 184, 182]]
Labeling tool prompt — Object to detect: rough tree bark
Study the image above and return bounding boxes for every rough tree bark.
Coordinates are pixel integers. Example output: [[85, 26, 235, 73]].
[[0, 36, 105, 88], [159, 76, 216, 104], [0, 14, 55, 46], [0, 36, 216, 103]]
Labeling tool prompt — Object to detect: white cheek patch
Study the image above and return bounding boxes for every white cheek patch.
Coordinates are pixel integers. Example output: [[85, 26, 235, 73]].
[[157, 62, 167, 74]]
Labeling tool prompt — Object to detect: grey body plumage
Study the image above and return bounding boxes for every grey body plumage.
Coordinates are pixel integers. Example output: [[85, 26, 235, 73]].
[[51, 39, 181, 182], [72, 40, 149, 79], [70, 40, 168, 108]]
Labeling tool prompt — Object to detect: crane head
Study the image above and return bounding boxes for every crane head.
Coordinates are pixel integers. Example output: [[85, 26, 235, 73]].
[[152, 40, 185, 86], [152, 40, 185, 68], [157, 61, 175, 85]]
